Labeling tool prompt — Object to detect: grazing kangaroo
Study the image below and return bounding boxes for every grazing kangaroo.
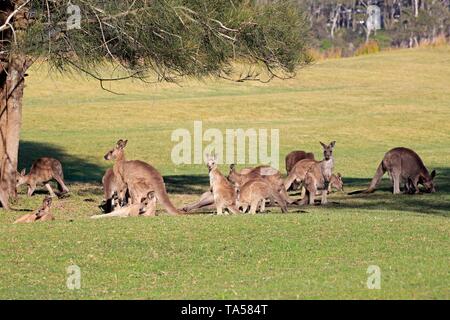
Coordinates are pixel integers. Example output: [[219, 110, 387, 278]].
[[237, 178, 288, 214], [206, 153, 240, 215], [14, 196, 54, 224], [329, 173, 344, 193], [104, 139, 182, 215], [228, 164, 295, 204], [284, 141, 336, 196], [17, 158, 69, 197], [352, 147, 436, 194], [91, 192, 155, 219]]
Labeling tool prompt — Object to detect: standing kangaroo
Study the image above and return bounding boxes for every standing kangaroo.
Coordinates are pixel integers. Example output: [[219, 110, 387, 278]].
[[353, 147, 436, 194], [284, 141, 336, 204], [228, 164, 295, 204], [285, 150, 315, 191], [101, 168, 128, 213], [14, 196, 54, 224], [237, 178, 288, 214], [285, 150, 315, 175], [16, 158, 69, 197], [104, 139, 182, 215], [206, 153, 240, 215]]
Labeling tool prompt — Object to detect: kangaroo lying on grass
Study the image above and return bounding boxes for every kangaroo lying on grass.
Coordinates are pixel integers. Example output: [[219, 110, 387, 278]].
[[228, 164, 295, 204], [16, 158, 69, 198], [92, 192, 156, 219], [350, 147, 436, 195], [206, 153, 240, 215], [284, 141, 336, 200], [237, 178, 288, 214], [104, 139, 182, 215], [14, 196, 54, 224]]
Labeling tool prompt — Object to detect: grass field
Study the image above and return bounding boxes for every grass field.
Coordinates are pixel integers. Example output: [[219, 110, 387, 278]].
[[0, 47, 449, 299]]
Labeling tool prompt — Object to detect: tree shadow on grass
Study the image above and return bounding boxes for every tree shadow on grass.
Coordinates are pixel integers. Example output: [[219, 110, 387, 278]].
[[164, 175, 210, 194], [18, 141, 105, 183]]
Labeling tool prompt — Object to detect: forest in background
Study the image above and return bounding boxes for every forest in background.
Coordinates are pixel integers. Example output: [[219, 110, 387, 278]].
[[288, 0, 450, 56]]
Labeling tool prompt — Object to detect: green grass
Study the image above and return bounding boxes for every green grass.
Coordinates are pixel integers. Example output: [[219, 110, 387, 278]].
[[1, 46, 449, 299]]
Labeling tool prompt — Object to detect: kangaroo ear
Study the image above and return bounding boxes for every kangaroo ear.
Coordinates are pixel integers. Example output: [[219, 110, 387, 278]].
[[20, 169, 26, 176], [337, 172, 342, 178], [330, 141, 336, 148], [230, 164, 236, 170], [320, 141, 327, 149], [431, 170, 436, 180]]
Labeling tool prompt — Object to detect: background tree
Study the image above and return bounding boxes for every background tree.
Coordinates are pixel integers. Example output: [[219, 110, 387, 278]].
[[0, 0, 312, 209]]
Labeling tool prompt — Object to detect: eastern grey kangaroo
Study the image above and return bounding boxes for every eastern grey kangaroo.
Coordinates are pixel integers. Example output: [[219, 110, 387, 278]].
[[351, 147, 436, 194], [104, 139, 182, 215], [16, 158, 69, 197]]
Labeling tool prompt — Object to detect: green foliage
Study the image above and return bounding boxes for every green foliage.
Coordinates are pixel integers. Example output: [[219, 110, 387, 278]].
[[18, 0, 312, 82]]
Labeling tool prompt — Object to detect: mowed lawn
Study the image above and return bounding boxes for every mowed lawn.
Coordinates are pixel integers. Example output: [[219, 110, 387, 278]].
[[0, 47, 449, 299]]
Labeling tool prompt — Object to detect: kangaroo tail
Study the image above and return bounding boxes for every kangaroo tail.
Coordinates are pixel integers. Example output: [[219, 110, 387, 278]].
[[155, 184, 182, 216], [366, 161, 386, 193], [348, 161, 385, 195]]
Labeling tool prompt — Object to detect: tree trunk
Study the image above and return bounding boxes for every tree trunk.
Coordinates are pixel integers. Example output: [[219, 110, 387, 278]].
[[0, 55, 31, 209]]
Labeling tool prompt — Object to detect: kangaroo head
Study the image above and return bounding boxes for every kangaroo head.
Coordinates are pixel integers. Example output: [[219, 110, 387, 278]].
[[139, 191, 155, 214], [16, 169, 28, 187], [330, 173, 344, 192], [320, 141, 336, 161], [36, 196, 52, 218], [206, 153, 218, 172], [227, 164, 239, 184], [104, 139, 128, 160], [421, 170, 436, 193]]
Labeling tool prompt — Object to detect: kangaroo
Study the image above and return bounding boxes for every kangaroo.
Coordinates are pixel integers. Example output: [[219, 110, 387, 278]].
[[228, 164, 295, 204], [16, 158, 69, 198], [329, 173, 344, 193], [91, 192, 156, 219], [284, 141, 336, 198], [285, 150, 315, 175], [237, 178, 288, 214], [101, 168, 128, 213], [182, 164, 294, 213], [14, 196, 54, 224], [104, 139, 182, 215], [206, 153, 240, 215], [351, 147, 436, 195], [285, 150, 315, 191]]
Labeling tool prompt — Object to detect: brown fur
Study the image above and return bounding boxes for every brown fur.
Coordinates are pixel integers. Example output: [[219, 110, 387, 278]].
[[357, 147, 436, 194], [237, 178, 288, 214], [284, 141, 336, 204], [92, 192, 156, 219], [14, 197, 54, 224], [102, 168, 128, 213], [16, 157, 69, 197], [104, 140, 182, 215], [206, 154, 240, 215], [285, 150, 315, 175], [228, 164, 294, 204]]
